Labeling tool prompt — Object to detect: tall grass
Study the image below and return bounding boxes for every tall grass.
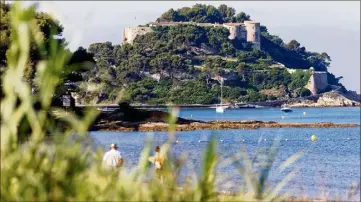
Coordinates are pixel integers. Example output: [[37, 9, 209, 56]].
[[1, 3, 358, 201]]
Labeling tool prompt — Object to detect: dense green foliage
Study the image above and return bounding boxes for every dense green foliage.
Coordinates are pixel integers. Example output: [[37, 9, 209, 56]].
[[0, 1, 64, 81], [121, 78, 217, 104], [157, 4, 250, 23], [261, 30, 331, 71], [0, 2, 94, 101]]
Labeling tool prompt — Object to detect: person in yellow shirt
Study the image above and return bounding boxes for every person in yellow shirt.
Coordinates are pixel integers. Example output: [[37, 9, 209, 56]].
[[148, 146, 165, 181]]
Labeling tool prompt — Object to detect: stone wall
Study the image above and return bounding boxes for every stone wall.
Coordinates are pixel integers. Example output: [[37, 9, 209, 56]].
[[124, 21, 261, 49], [306, 71, 329, 95], [123, 27, 154, 44]]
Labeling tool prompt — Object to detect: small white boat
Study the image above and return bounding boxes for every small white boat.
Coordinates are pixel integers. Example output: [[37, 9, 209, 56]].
[[281, 107, 292, 112], [216, 105, 225, 113]]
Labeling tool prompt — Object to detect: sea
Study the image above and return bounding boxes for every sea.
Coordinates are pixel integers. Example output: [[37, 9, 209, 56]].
[[89, 107, 360, 200]]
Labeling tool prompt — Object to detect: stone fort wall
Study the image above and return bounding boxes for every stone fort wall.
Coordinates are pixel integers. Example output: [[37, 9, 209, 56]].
[[123, 21, 261, 49], [123, 27, 154, 44]]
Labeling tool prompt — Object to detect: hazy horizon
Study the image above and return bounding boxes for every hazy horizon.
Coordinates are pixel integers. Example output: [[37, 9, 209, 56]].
[[26, 1, 360, 93]]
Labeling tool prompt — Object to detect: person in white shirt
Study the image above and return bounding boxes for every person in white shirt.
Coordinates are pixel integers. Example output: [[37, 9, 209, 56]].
[[102, 143, 123, 170]]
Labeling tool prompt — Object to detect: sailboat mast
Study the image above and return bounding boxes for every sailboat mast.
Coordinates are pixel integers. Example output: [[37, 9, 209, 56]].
[[220, 78, 223, 105]]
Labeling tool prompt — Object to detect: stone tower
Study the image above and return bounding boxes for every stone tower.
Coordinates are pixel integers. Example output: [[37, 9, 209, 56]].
[[306, 67, 329, 95], [243, 21, 261, 50]]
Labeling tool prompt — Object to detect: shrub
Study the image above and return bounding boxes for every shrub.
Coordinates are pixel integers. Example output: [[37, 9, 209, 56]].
[[300, 88, 311, 97]]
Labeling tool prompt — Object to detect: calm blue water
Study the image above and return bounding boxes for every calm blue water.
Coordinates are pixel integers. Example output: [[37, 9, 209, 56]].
[[90, 107, 360, 200], [175, 107, 360, 124]]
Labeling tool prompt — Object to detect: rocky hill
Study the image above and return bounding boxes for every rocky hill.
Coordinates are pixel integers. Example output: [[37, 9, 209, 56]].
[[73, 4, 351, 106]]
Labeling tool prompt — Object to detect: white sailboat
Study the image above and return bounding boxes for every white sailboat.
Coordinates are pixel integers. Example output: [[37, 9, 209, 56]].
[[216, 78, 226, 113]]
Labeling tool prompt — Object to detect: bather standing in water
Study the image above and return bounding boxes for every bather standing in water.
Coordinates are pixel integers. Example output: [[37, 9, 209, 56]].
[[102, 143, 124, 171], [148, 146, 165, 181]]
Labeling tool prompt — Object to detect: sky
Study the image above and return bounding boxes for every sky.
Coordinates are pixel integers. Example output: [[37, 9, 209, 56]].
[[27, 1, 360, 93]]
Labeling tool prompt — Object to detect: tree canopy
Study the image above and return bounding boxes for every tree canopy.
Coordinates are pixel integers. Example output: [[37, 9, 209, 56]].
[[157, 4, 251, 23], [0, 2, 96, 105]]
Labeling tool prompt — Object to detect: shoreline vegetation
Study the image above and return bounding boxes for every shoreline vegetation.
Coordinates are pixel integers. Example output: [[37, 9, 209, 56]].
[[77, 90, 361, 109], [87, 102, 360, 132]]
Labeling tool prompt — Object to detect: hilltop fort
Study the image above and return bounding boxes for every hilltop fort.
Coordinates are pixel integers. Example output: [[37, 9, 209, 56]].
[[122, 21, 330, 96], [76, 4, 358, 107], [123, 21, 261, 50]]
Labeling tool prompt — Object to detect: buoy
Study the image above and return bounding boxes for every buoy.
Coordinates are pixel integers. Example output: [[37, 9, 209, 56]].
[[311, 135, 317, 142], [264, 138, 267, 141], [303, 112, 307, 116], [198, 140, 201, 143], [242, 139, 245, 142]]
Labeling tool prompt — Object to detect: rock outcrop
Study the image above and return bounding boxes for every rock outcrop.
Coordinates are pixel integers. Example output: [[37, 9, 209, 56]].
[[90, 102, 204, 131], [286, 91, 360, 107], [316, 91, 360, 107], [92, 120, 359, 132]]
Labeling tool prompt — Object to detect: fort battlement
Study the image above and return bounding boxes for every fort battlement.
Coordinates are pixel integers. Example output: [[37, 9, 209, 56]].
[[122, 21, 261, 49], [123, 27, 154, 44]]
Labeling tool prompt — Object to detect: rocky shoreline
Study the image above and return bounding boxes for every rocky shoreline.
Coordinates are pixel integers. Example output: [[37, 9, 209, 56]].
[[245, 91, 360, 108], [285, 91, 360, 108], [86, 102, 360, 132], [92, 120, 359, 132]]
